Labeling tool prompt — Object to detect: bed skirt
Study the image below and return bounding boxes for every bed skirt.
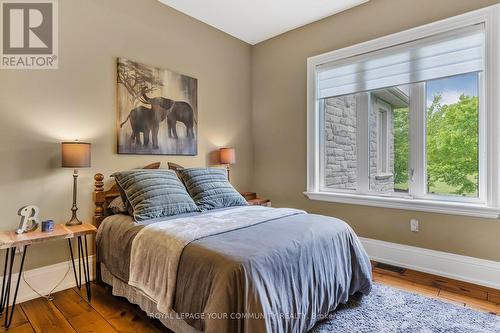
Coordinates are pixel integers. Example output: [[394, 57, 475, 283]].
[[100, 263, 200, 333]]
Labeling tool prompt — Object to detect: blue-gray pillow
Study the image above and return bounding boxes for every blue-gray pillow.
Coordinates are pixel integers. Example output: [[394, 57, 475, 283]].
[[113, 169, 199, 221], [178, 168, 248, 211]]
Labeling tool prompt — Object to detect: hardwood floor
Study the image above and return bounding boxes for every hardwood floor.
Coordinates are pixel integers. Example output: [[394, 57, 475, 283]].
[[372, 261, 500, 303], [3, 285, 166, 333], [372, 271, 499, 315], [1, 270, 498, 332]]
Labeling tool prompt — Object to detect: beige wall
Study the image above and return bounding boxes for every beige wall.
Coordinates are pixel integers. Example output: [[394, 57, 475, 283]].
[[2, 0, 500, 273], [0, 0, 252, 270], [252, 0, 500, 261]]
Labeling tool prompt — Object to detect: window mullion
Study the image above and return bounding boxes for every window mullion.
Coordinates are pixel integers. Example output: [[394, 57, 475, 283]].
[[356, 93, 370, 194], [317, 98, 325, 193], [409, 83, 426, 198]]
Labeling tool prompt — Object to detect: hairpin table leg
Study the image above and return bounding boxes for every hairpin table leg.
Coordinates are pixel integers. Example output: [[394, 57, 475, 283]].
[[3, 247, 15, 326], [74, 236, 91, 303], [0, 248, 10, 314], [68, 239, 81, 289], [3, 246, 27, 328], [83, 235, 91, 302], [77, 237, 82, 289]]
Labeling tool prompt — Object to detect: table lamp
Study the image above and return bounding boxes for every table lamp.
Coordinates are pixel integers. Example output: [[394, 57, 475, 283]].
[[219, 147, 235, 181], [61, 141, 91, 226]]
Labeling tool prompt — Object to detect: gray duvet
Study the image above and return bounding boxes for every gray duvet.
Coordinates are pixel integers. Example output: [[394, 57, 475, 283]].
[[97, 207, 372, 333]]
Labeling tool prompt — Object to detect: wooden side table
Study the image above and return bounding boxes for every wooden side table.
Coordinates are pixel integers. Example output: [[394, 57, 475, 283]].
[[0, 223, 96, 328], [247, 198, 271, 206], [241, 192, 271, 207]]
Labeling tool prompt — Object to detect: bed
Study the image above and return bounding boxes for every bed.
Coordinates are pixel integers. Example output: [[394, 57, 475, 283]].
[[92, 168, 372, 333]]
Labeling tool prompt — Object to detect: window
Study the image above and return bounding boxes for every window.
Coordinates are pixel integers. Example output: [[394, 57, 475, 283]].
[[426, 73, 479, 198], [306, 6, 500, 218]]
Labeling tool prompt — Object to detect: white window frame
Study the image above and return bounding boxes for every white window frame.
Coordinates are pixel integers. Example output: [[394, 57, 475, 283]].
[[305, 5, 500, 219], [375, 99, 390, 176]]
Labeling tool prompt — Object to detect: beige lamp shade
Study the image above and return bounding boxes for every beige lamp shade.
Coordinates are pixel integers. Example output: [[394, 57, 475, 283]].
[[61, 142, 91, 168], [219, 148, 236, 165]]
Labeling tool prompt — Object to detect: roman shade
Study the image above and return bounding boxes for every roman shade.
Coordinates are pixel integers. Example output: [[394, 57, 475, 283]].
[[317, 24, 485, 99]]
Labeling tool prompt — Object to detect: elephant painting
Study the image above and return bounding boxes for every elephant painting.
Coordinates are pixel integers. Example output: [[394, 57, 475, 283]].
[[117, 57, 198, 155]]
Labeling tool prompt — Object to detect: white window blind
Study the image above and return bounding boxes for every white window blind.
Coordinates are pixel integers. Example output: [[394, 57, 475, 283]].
[[317, 24, 485, 99]]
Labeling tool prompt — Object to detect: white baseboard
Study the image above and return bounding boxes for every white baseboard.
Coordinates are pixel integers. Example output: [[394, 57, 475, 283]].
[[1, 255, 95, 305], [360, 237, 500, 290]]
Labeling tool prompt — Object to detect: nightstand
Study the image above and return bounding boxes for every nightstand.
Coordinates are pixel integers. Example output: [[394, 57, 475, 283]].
[[241, 192, 271, 207], [0, 223, 96, 328]]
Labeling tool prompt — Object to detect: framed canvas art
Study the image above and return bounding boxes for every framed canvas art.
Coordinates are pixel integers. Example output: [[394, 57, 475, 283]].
[[117, 58, 197, 155]]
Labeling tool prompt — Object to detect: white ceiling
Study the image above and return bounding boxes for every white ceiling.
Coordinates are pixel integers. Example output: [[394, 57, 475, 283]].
[[158, 0, 370, 45]]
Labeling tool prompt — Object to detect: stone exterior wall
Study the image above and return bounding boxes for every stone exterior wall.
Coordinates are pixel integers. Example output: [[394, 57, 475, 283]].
[[323, 96, 357, 190], [369, 99, 395, 193], [323, 94, 394, 192]]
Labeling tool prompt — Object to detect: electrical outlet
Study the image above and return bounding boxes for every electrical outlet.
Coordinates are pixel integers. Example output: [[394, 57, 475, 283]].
[[410, 219, 419, 232]]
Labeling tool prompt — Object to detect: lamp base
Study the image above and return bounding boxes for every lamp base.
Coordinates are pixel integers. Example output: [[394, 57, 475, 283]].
[[225, 164, 231, 182], [66, 169, 82, 226], [65, 216, 82, 226]]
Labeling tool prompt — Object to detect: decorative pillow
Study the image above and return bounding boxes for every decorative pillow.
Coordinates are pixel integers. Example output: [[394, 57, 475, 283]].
[[113, 169, 199, 221], [113, 162, 162, 215], [178, 168, 248, 211], [108, 196, 127, 214]]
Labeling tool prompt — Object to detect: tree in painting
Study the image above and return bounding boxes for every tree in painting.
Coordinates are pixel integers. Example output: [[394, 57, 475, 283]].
[[117, 60, 164, 106], [117, 58, 198, 155]]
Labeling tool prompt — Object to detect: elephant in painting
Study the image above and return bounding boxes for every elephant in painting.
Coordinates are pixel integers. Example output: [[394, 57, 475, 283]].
[[143, 95, 195, 139], [120, 106, 154, 147], [120, 104, 169, 148], [166, 101, 195, 139]]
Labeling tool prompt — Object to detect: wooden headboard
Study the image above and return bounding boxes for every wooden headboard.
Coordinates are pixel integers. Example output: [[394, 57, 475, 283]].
[[92, 162, 161, 227]]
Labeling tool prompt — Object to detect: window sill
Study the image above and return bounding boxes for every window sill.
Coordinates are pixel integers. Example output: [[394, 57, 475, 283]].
[[303, 191, 500, 219], [375, 173, 393, 180]]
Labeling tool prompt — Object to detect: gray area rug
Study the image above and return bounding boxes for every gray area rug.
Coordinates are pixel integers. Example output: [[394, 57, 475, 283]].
[[311, 283, 500, 333]]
